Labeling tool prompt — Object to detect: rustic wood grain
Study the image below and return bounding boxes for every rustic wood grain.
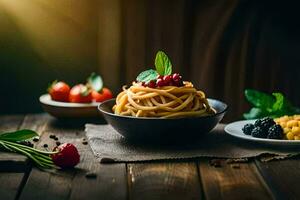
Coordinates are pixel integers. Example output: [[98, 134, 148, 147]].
[[0, 173, 26, 200], [0, 115, 24, 131], [19, 113, 50, 135], [127, 162, 202, 200], [20, 114, 127, 200], [255, 159, 300, 200], [198, 160, 273, 200], [0, 152, 28, 172], [0, 115, 28, 170], [0, 115, 27, 200]]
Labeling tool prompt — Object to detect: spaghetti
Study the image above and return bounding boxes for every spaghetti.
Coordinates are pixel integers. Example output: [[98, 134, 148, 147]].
[[113, 81, 216, 119]]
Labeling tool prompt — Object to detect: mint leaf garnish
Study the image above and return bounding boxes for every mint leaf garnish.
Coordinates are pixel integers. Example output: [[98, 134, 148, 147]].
[[155, 51, 172, 75], [136, 69, 158, 83], [87, 72, 103, 92]]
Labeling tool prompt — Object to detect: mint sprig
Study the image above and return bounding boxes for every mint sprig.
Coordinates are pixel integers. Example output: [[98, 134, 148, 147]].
[[0, 130, 58, 169], [136, 51, 173, 83], [243, 89, 300, 119]]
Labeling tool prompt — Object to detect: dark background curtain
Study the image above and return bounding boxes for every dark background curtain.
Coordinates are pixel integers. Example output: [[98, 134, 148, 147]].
[[0, 0, 299, 121]]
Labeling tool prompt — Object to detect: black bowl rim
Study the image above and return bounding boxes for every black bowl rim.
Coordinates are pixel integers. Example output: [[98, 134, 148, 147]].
[[98, 98, 228, 120]]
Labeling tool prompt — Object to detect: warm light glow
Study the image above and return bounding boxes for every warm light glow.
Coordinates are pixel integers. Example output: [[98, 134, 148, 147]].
[[0, 0, 96, 68]]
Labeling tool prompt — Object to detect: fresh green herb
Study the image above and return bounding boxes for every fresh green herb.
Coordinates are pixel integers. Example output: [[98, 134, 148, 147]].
[[136, 69, 158, 83], [87, 72, 103, 92], [243, 89, 300, 119], [245, 89, 275, 111], [155, 51, 172, 76], [0, 130, 58, 169], [243, 107, 264, 119], [135, 51, 173, 83], [0, 129, 38, 142]]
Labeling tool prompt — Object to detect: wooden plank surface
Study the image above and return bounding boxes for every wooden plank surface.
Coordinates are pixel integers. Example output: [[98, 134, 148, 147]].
[[20, 114, 127, 200], [256, 159, 300, 200], [199, 159, 273, 200], [0, 115, 27, 200], [0, 173, 26, 200], [0, 114, 50, 172], [0, 115, 28, 170], [127, 162, 202, 200], [2, 113, 300, 200]]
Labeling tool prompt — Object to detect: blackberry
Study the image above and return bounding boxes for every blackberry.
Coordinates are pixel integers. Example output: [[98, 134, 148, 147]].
[[267, 124, 283, 139], [254, 118, 263, 127], [251, 127, 268, 138], [242, 124, 255, 135], [255, 117, 275, 131]]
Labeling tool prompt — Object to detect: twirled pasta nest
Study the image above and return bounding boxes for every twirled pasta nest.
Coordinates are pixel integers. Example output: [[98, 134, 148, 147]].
[[113, 82, 215, 119]]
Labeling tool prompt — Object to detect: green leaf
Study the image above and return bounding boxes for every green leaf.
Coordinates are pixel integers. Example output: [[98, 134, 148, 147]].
[[155, 51, 172, 75], [243, 107, 265, 119], [0, 129, 38, 142], [245, 89, 275, 109], [87, 72, 103, 92], [136, 69, 158, 83], [272, 92, 294, 111]]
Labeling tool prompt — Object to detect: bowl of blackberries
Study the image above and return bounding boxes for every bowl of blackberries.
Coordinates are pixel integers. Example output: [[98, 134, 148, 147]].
[[242, 117, 284, 139]]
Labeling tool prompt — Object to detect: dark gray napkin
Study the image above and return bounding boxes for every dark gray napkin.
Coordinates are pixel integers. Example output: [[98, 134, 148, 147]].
[[85, 124, 299, 163]]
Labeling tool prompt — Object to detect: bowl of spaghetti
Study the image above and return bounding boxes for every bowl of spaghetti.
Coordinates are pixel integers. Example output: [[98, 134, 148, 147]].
[[98, 82, 227, 141], [98, 51, 227, 142]]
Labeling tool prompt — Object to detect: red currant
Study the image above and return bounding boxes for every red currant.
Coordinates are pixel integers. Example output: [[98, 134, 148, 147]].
[[156, 75, 163, 80], [172, 73, 182, 81], [156, 78, 165, 87], [172, 73, 179, 80], [163, 75, 172, 85], [148, 80, 156, 88], [173, 79, 183, 87]]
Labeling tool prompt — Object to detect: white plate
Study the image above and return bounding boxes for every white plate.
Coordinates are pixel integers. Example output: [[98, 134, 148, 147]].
[[225, 120, 300, 146], [39, 94, 101, 118]]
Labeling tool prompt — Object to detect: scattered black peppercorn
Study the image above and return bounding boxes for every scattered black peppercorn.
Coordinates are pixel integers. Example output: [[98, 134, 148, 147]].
[[82, 141, 88, 145], [49, 135, 56, 139], [56, 141, 61, 146], [32, 138, 39, 142], [43, 144, 48, 148], [54, 137, 59, 141]]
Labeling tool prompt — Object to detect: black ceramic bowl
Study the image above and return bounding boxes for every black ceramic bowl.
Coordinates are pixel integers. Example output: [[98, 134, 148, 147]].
[[98, 98, 227, 142]]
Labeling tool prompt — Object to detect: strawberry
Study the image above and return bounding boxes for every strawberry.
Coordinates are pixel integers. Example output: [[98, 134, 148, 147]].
[[51, 143, 80, 168]]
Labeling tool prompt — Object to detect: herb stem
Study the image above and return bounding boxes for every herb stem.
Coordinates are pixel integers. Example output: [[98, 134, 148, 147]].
[[2, 140, 58, 154]]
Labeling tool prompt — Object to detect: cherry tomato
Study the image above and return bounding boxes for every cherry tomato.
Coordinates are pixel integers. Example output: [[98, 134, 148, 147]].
[[48, 81, 70, 102], [69, 84, 92, 103], [91, 88, 113, 102]]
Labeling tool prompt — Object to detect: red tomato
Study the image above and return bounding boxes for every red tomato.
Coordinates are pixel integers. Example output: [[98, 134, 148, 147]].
[[92, 88, 113, 102], [48, 81, 70, 102], [69, 84, 92, 103]]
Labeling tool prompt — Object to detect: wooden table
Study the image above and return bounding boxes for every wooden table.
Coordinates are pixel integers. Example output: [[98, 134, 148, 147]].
[[1, 114, 299, 200]]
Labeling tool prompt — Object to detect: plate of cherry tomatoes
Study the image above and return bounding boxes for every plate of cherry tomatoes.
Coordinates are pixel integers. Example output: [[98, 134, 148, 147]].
[[39, 73, 113, 118]]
